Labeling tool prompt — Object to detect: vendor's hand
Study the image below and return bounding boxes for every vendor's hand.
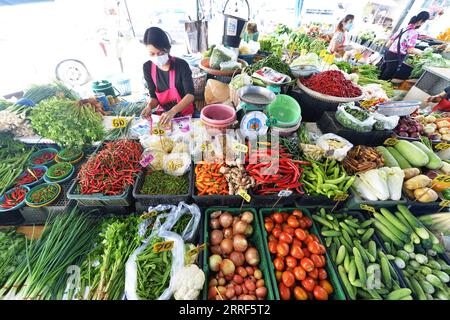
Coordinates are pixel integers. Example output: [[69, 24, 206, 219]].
[[141, 106, 152, 119], [159, 110, 175, 125]]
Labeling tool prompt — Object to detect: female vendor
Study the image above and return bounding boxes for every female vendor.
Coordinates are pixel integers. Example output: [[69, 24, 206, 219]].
[[328, 14, 355, 58], [426, 86, 450, 113], [140, 27, 195, 124]]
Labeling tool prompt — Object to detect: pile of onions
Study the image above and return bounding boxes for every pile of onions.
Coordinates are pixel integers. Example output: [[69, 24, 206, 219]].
[[207, 210, 266, 300]]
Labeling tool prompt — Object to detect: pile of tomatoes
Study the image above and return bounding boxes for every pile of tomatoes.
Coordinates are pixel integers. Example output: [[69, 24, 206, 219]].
[[264, 209, 334, 300]]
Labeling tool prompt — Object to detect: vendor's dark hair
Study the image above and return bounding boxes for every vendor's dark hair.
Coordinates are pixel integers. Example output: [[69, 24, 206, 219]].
[[143, 27, 171, 52], [337, 14, 354, 32], [409, 11, 430, 24], [247, 22, 258, 33]]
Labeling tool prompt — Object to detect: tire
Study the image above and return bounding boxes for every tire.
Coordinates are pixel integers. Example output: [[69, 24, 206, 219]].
[[55, 59, 90, 86]]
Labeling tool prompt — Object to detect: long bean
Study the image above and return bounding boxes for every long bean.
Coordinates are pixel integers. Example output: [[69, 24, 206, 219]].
[[140, 170, 189, 195]]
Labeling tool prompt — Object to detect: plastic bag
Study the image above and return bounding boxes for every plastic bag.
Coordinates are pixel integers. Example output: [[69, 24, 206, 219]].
[[229, 73, 252, 90], [317, 133, 353, 161], [220, 60, 242, 71], [209, 45, 236, 69], [335, 103, 376, 132], [159, 202, 201, 242], [373, 113, 400, 130], [204, 79, 229, 104], [163, 153, 191, 176], [124, 230, 184, 300], [171, 116, 191, 134]]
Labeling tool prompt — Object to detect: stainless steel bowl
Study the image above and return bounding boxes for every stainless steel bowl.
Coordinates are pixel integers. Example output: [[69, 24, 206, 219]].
[[237, 85, 276, 106]]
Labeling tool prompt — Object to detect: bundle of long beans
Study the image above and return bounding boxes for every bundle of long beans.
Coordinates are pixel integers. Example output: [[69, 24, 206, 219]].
[[0, 209, 100, 300]]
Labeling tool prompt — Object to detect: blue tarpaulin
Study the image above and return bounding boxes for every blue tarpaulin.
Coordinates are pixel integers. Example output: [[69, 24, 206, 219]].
[[0, 0, 53, 5]]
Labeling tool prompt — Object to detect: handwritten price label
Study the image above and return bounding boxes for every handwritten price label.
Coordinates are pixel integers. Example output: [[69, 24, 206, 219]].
[[153, 241, 174, 253], [152, 128, 166, 135], [439, 200, 450, 208], [333, 193, 349, 202], [238, 189, 251, 203], [435, 175, 450, 183], [360, 204, 376, 214], [112, 117, 127, 128], [141, 210, 159, 219], [187, 243, 206, 257], [201, 144, 207, 152], [139, 154, 154, 167], [233, 142, 248, 153], [355, 53, 363, 60], [384, 138, 398, 147], [278, 190, 293, 197], [435, 143, 450, 150]]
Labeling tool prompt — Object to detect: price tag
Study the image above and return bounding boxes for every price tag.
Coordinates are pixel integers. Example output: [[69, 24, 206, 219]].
[[153, 241, 174, 253], [435, 142, 450, 150], [326, 54, 335, 64], [140, 210, 159, 219], [439, 200, 450, 207], [300, 49, 307, 56], [112, 117, 127, 128], [435, 175, 450, 183], [139, 154, 154, 167], [238, 188, 251, 203], [278, 190, 293, 197], [152, 128, 166, 135], [360, 204, 376, 214], [383, 137, 398, 146], [333, 193, 349, 202], [233, 142, 248, 153], [319, 49, 327, 58], [201, 144, 207, 152], [187, 243, 206, 257], [355, 53, 363, 60]]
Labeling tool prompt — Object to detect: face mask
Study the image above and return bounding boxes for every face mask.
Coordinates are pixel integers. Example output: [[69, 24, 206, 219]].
[[345, 22, 353, 31], [150, 53, 169, 68]]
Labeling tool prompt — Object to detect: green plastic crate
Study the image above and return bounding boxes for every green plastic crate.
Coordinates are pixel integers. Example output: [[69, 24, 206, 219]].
[[258, 208, 346, 300], [202, 207, 275, 300]]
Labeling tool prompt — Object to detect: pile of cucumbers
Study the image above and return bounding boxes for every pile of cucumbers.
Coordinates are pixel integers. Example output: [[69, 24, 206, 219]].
[[312, 208, 413, 300]]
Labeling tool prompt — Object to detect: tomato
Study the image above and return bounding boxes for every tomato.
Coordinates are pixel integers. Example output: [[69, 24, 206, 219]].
[[307, 241, 321, 254], [293, 266, 306, 281], [268, 234, 277, 242], [318, 268, 328, 280], [308, 268, 319, 279], [290, 243, 304, 260], [282, 224, 295, 235], [304, 235, 315, 244], [281, 212, 289, 222], [264, 220, 274, 233], [276, 270, 283, 281], [272, 213, 284, 224], [302, 247, 311, 258], [268, 240, 278, 254], [272, 227, 282, 239], [279, 283, 291, 300], [318, 244, 326, 255], [294, 228, 307, 241], [301, 277, 316, 292], [292, 209, 303, 218], [293, 286, 308, 300], [300, 258, 315, 272], [282, 271, 295, 288], [313, 285, 329, 300], [273, 257, 285, 271], [298, 219, 307, 229], [287, 215, 300, 228], [301, 216, 313, 228], [277, 241, 290, 257], [279, 232, 293, 244], [292, 238, 303, 247], [320, 255, 326, 267], [310, 254, 324, 268], [319, 280, 334, 295], [285, 256, 297, 269]]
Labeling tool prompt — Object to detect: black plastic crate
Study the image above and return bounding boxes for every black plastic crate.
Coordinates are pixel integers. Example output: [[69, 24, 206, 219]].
[[0, 210, 25, 226], [318, 111, 393, 147], [132, 168, 192, 207], [191, 172, 244, 207], [296, 194, 343, 208], [248, 190, 302, 208], [289, 88, 339, 122]]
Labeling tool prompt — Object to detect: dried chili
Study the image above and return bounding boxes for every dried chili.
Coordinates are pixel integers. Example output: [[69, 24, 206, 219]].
[[301, 70, 362, 98]]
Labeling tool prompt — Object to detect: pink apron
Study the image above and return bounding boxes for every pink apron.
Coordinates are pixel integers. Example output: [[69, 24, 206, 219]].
[[151, 57, 194, 116]]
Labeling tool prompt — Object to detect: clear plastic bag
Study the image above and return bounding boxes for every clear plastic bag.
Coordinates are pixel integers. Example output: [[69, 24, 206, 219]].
[[317, 133, 353, 162], [124, 230, 185, 300], [373, 113, 400, 130], [220, 60, 242, 71], [209, 44, 236, 69], [163, 153, 191, 176], [159, 202, 201, 242], [335, 103, 375, 133], [204, 79, 229, 104]]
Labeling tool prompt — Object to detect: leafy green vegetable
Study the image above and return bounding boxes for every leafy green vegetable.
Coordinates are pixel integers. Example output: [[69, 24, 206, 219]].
[[406, 52, 449, 79], [335, 61, 353, 74], [0, 228, 26, 288], [30, 98, 104, 147], [250, 54, 291, 76], [21, 81, 79, 104]]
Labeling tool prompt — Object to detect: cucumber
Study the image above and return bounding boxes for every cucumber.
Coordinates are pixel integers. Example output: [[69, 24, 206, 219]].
[[353, 247, 367, 285], [420, 280, 435, 295], [312, 215, 334, 229], [360, 219, 374, 229], [325, 236, 332, 247], [386, 288, 412, 300], [376, 146, 400, 168], [336, 245, 347, 265], [396, 250, 410, 262], [395, 212, 413, 232], [394, 140, 429, 168], [394, 257, 406, 269], [435, 290, 450, 300], [348, 258, 357, 284], [409, 260, 420, 269], [426, 274, 444, 289], [380, 255, 392, 289], [361, 228, 375, 243], [415, 254, 428, 265], [374, 221, 404, 247], [368, 240, 377, 259], [344, 218, 360, 229], [411, 141, 443, 170], [427, 260, 442, 270], [357, 288, 374, 300], [379, 208, 411, 235], [386, 147, 411, 169], [330, 242, 338, 261], [399, 295, 413, 300], [340, 222, 357, 237], [354, 240, 370, 265], [344, 254, 351, 273], [397, 205, 429, 240], [322, 230, 342, 237], [338, 265, 356, 300], [410, 277, 427, 300], [374, 212, 408, 242], [432, 270, 450, 283], [357, 228, 366, 235]]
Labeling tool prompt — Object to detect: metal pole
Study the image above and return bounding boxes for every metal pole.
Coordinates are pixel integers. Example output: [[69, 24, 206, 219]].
[[391, 0, 415, 36], [123, 0, 135, 38]]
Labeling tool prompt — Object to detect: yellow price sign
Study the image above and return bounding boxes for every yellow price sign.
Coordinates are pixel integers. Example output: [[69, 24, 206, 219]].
[[152, 128, 166, 135], [319, 49, 327, 58], [439, 200, 450, 207], [435, 175, 450, 183], [238, 188, 251, 203], [360, 204, 376, 214], [355, 53, 363, 60], [112, 117, 127, 128], [333, 193, 349, 202], [201, 144, 207, 152], [187, 243, 206, 257], [153, 241, 174, 253], [233, 142, 248, 153], [435, 142, 450, 150], [384, 137, 398, 147], [326, 54, 335, 64]]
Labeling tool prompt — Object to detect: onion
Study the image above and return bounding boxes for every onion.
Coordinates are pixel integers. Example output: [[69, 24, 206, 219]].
[[225, 273, 234, 281], [241, 211, 254, 224], [254, 269, 262, 280], [245, 247, 260, 266], [210, 230, 224, 245], [219, 212, 233, 228], [233, 220, 248, 235], [218, 277, 226, 286], [209, 254, 222, 272], [237, 266, 247, 278], [210, 211, 222, 219], [244, 224, 253, 237], [223, 227, 233, 239], [233, 274, 244, 284], [217, 286, 227, 297], [256, 287, 267, 298], [208, 286, 217, 299], [220, 238, 234, 255], [209, 278, 218, 287], [246, 266, 254, 276], [245, 279, 256, 291], [210, 218, 221, 230], [220, 259, 236, 276], [229, 251, 245, 267], [225, 287, 235, 299], [210, 245, 222, 255], [233, 234, 248, 253], [234, 285, 243, 296], [256, 279, 265, 288]]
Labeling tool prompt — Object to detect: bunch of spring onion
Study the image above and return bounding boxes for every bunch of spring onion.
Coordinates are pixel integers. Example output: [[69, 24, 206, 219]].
[[419, 213, 450, 236]]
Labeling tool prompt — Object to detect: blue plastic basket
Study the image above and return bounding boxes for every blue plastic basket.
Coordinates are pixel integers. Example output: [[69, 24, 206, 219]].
[[114, 78, 132, 96], [0, 186, 30, 212], [15, 165, 48, 188]]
